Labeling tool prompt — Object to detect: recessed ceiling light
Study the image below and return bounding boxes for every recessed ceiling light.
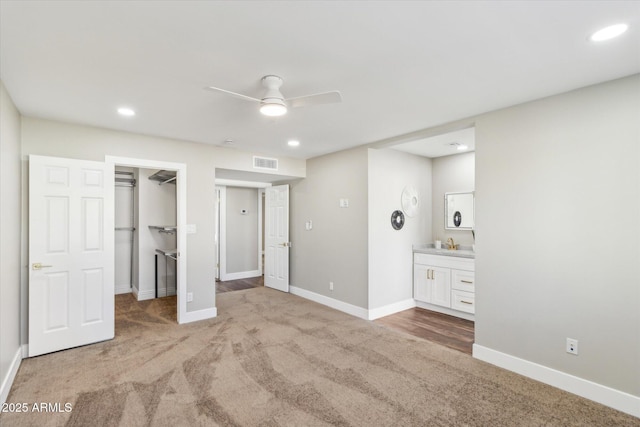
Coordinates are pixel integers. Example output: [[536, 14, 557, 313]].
[[590, 23, 629, 42], [288, 140, 300, 147], [117, 107, 135, 117], [448, 141, 468, 151]]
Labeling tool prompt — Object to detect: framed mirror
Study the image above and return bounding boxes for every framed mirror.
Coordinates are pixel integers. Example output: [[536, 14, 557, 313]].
[[445, 191, 474, 230]]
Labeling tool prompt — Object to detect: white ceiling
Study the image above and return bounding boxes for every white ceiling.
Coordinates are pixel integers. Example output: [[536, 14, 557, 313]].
[[390, 127, 475, 158], [1, 1, 638, 160]]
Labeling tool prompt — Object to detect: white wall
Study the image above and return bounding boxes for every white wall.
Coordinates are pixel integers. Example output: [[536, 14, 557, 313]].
[[290, 147, 369, 308], [368, 148, 432, 310], [0, 81, 22, 403], [225, 187, 259, 275], [19, 117, 305, 343], [137, 168, 177, 299], [475, 74, 640, 398], [432, 151, 475, 247]]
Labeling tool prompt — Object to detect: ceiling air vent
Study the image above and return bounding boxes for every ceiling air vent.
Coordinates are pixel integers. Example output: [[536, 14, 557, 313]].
[[253, 156, 278, 171]]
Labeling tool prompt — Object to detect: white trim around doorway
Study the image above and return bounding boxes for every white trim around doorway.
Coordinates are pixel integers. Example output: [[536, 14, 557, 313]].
[[104, 156, 190, 324], [217, 185, 267, 282]]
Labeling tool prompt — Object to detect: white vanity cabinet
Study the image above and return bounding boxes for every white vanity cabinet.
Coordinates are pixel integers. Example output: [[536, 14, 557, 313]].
[[451, 269, 475, 313], [413, 264, 451, 307], [413, 252, 475, 319]]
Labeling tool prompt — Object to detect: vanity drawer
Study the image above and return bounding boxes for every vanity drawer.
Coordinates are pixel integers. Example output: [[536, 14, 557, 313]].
[[452, 269, 475, 292], [451, 290, 475, 314]]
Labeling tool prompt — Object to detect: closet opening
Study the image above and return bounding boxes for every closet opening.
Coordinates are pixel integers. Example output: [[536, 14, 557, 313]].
[[114, 170, 136, 295], [114, 167, 177, 300], [107, 156, 188, 323]]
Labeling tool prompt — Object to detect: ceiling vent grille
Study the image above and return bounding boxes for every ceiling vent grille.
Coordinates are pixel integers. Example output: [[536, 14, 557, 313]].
[[253, 156, 278, 171]]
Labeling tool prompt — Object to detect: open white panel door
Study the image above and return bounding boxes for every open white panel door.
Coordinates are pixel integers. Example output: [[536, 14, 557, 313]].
[[29, 155, 114, 357], [264, 185, 289, 292]]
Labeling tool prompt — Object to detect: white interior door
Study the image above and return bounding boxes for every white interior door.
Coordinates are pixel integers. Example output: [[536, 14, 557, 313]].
[[264, 185, 289, 292], [29, 155, 114, 357]]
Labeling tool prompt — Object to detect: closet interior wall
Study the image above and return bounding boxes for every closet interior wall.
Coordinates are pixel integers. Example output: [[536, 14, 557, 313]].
[[114, 168, 136, 294]]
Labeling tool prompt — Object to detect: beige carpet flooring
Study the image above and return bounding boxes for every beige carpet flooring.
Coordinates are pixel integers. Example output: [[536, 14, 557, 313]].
[[2, 287, 637, 426]]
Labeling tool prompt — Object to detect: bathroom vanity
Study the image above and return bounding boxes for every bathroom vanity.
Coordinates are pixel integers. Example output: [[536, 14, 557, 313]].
[[413, 245, 475, 320]]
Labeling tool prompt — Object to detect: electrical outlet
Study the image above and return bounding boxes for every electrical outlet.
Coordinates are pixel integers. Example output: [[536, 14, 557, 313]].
[[187, 292, 193, 302], [566, 338, 578, 355], [329, 281, 334, 291]]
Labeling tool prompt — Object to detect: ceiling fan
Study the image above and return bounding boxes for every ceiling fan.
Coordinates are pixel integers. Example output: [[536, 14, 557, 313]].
[[205, 75, 342, 117]]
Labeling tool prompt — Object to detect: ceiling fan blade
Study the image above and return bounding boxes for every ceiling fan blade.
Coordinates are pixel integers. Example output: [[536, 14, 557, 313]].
[[287, 91, 342, 108], [205, 86, 261, 103]]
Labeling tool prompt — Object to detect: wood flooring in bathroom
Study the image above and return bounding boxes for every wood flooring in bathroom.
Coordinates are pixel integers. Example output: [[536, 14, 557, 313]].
[[375, 308, 475, 355]]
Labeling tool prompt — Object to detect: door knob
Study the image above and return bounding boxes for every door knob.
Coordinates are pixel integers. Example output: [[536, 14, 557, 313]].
[[32, 263, 53, 270]]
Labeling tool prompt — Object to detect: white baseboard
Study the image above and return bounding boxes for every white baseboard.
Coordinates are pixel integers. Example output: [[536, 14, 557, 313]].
[[1, 347, 22, 404], [115, 284, 132, 295], [221, 270, 261, 281], [136, 288, 156, 301], [21, 344, 28, 358], [473, 344, 640, 418], [290, 286, 369, 320], [179, 307, 218, 324], [368, 298, 416, 320]]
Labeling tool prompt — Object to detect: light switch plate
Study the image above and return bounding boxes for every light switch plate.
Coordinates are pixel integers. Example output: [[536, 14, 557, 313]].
[[339, 198, 349, 208], [186, 224, 196, 234]]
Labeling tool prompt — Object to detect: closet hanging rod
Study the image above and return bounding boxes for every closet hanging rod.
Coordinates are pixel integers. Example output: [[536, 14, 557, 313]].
[[115, 227, 136, 231], [115, 171, 134, 176]]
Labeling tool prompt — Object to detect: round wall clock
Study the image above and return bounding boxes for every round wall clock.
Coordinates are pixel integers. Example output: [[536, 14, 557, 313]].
[[391, 210, 405, 230]]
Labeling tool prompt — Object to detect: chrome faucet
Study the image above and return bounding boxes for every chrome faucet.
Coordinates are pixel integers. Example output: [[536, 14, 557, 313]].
[[447, 237, 456, 250]]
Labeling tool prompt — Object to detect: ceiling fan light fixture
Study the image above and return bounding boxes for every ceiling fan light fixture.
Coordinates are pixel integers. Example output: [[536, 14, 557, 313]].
[[260, 99, 287, 116]]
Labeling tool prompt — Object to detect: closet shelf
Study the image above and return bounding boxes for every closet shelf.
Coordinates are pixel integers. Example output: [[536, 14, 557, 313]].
[[149, 170, 176, 185], [155, 248, 178, 260], [149, 225, 177, 234]]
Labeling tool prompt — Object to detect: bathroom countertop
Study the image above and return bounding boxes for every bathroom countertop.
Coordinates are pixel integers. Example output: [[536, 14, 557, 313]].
[[413, 244, 475, 259]]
